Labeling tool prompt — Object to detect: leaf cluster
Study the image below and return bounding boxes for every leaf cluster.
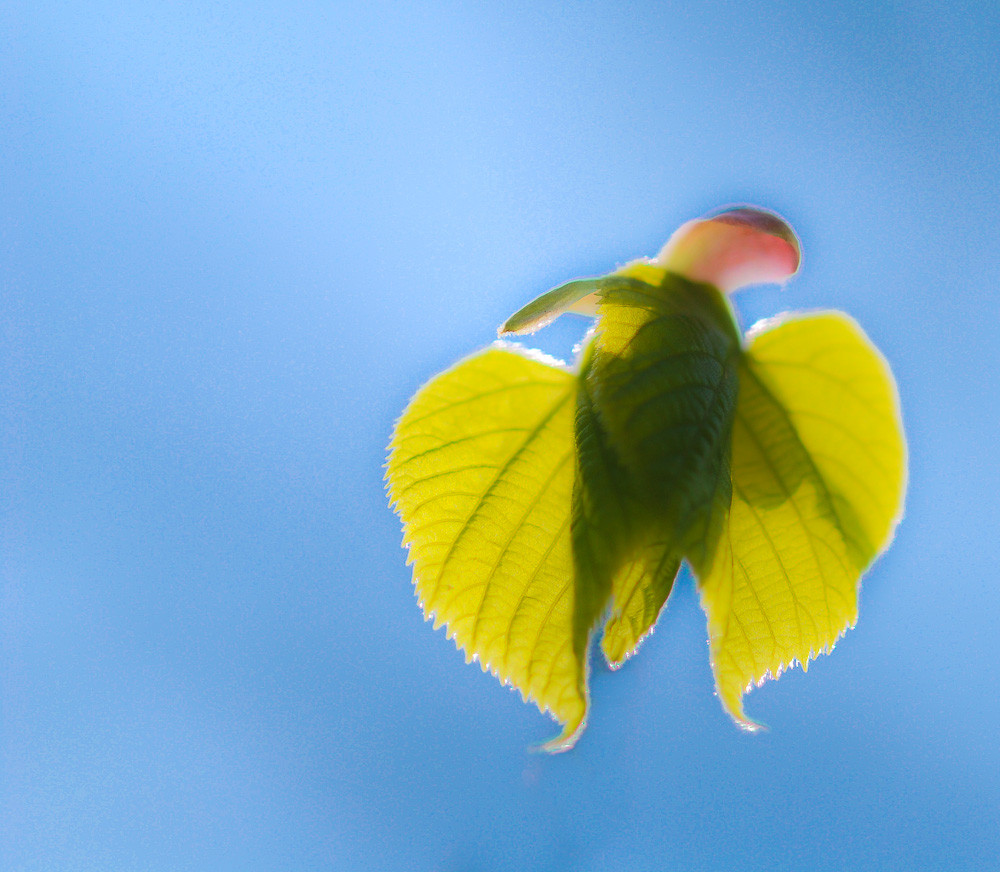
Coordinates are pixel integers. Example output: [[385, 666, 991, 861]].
[[386, 264, 906, 750]]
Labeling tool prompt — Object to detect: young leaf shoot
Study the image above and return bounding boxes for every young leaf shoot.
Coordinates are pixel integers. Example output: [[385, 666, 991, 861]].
[[386, 207, 906, 750]]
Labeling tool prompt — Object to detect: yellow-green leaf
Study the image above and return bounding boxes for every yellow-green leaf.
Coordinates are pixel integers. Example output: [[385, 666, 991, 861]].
[[387, 208, 907, 748], [497, 264, 677, 338], [587, 274, 741, 667], [693, 312, 907, 727], [385, 345, 588, 746], [568, 343, 683, 670], [499, 278, 604, 336], [600, 540, 680, 667]]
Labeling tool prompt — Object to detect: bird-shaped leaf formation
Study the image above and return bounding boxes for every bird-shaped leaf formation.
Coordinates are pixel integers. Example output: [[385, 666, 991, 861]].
[[386, 207, 906, 750]]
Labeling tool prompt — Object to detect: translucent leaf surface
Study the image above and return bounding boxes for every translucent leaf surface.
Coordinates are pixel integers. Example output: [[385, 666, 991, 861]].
[[568, 346, 636, 671], [497, 266, 674, 337], [588, 274, 741, 665], [600, 540, 680, 667], [387, 208, 908, 748], [590, 276, 740, 528], [499, 278, 604, 336], [568, 344, 681, 670], [385, 346, 588, 745], [693, 312, 907, 727]]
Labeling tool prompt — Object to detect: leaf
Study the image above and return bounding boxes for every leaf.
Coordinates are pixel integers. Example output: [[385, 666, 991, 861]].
[[497, 264, 676, 337], [385, 345, 591, 747], [589, 276, 740, 526], [388, 208, 907, 748], [692, 312, 907, 728], [568, 343, 681, 670], [600, 541, 681, 668], [587, 274, 742, 666], [499, 278, 604, 336]]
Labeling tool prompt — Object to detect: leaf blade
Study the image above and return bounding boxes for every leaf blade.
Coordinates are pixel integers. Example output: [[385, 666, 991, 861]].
[[386, 346, 587, 741], [694, 312, 907, 726], [600, 542, 680, 667], [588, 275, 741, 665], [499, 278, 604, 336], [498, 268, 678, 337]]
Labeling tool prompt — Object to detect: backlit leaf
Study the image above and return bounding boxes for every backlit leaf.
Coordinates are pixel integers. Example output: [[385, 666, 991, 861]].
[[588, 274, 741, 666], [498, 265, 675, 337], [385, 346, 589, 746], [569, 343, 682, 670], [499, 278, 604, 336], [387, 207, 907, 748], [692, 312, 907, 727], [600, 541, 681, 668]]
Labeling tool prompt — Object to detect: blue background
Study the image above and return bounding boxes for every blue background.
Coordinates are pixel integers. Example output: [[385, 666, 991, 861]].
[[4, 2, 999, 869]]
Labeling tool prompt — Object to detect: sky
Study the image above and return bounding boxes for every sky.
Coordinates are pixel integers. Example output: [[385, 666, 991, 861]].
[[3, 1, 999, 870]]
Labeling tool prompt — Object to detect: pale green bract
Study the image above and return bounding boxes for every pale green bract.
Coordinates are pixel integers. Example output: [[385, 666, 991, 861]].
[[385, 209, 906, 750]]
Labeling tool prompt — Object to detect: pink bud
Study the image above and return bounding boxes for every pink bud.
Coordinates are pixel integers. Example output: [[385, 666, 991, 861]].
[[653, 207, 800, 292]]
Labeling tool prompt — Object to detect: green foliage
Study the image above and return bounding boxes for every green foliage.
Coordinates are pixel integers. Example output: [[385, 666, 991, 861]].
[[695, 312, 906, 728], [386, 219, 906, 750]]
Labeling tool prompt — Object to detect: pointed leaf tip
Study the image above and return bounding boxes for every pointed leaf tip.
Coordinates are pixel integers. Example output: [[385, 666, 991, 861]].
[[533, 710, 588, 753], [386, 346, 595, 746]]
